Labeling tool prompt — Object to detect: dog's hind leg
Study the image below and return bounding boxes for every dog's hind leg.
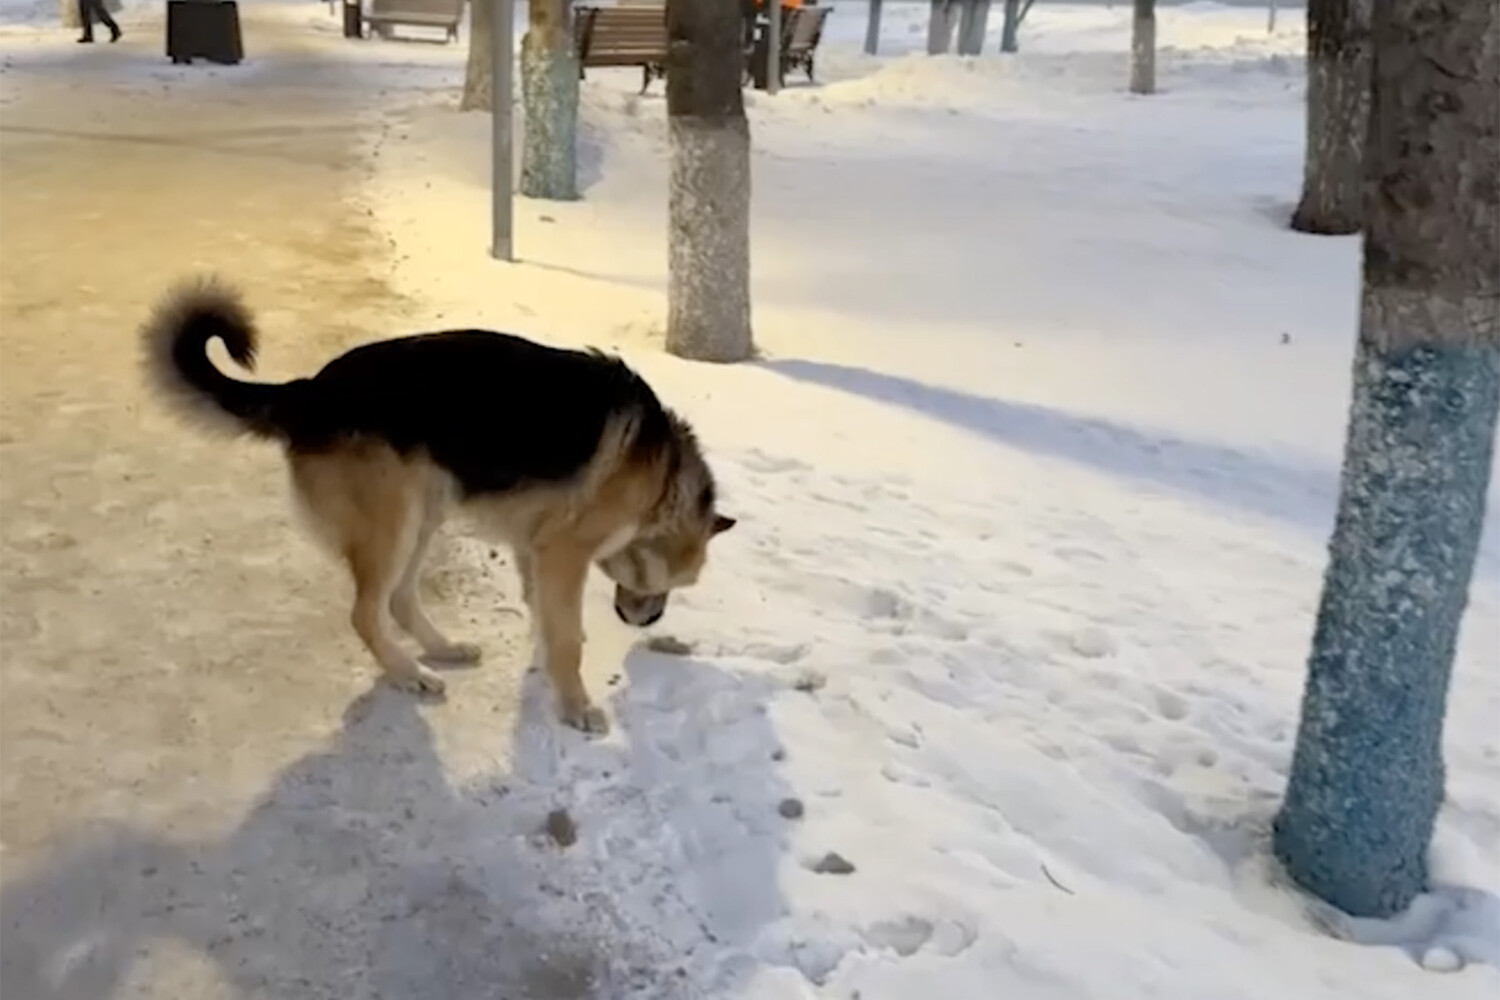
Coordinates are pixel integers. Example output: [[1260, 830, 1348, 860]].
[[345, 500, 447, 696], [390, 482, 482, 665], [292, 448, 446, 696]]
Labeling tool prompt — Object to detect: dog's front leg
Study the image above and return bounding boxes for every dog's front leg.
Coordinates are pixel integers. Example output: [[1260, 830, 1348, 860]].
[[531, 542, 606, 735]]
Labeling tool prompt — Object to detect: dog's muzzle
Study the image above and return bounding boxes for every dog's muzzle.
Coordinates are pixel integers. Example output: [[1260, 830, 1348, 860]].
[[614, 585, 667, 627]]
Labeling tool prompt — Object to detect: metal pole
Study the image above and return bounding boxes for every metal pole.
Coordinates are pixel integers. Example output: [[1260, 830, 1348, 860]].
[[490, 0, 515, 261], [864, 0, 881, 55], [766, 0, 780, 95]]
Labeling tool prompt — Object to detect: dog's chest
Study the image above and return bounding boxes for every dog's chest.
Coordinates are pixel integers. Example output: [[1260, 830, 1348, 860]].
[[593, 523, 638, 560]]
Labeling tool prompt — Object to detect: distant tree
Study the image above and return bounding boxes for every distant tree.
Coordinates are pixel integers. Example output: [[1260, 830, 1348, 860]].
[[927, 0, 958, 54], [520, 0, 580, 200], [1129, 0, 1155, 94], [956, 0, 991, 56], [1289, 0, 1373, 235], [999, 0, 1036, 53], [460, 0, 496, 111], [664, 0, 754, 362], [1272, 0, 1499, 919]]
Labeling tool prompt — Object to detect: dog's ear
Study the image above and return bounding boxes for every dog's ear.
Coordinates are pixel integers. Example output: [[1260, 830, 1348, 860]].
[[712, 514, 737, 535]]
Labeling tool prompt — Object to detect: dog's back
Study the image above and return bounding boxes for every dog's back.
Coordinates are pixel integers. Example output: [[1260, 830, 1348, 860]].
[[280, 330, 676, 497]]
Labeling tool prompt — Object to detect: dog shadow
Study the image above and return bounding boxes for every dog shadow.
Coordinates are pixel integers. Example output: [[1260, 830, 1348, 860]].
[[1, 652, 791, 999]]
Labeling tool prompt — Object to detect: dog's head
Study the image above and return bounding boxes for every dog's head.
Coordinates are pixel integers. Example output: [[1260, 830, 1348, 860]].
[[597, 479, 737, 628]]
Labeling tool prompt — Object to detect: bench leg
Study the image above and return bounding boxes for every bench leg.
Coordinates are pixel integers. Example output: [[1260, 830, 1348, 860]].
[[640, 65, 651, 94]]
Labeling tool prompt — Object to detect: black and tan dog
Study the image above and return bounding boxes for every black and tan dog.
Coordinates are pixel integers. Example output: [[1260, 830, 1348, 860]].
[[141, 276, 735, 734]]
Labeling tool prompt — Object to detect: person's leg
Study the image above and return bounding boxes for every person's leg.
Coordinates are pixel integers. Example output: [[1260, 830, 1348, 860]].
[[80, 0, 120, 41], [94, 0, 120, 41]]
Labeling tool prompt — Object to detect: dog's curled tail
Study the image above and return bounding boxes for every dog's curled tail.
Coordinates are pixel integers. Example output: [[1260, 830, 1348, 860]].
[[140, 276, 291, 440]]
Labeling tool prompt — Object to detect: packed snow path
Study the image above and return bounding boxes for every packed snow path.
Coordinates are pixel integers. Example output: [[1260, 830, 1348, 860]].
[[0, 9, 689, 999]]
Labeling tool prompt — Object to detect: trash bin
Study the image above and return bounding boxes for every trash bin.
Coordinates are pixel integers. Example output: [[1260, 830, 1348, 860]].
[[342, 0, 363, 38], [165, 0, 244, 65]]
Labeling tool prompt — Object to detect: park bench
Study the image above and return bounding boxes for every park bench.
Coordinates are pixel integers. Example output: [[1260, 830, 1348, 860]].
[[743, 3, 833, 89], [363, 0, 464, 43], [779, 4, 831, 83], [573, 5, 669, 94]]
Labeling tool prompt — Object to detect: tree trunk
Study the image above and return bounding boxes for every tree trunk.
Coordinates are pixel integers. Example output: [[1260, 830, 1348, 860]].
[[665, 0, 753, 363], [461, 0, 497, 112], [956, 0, 991, 56], [520, 0, 580, 200], [926, 0, 958, 55], [999, 0, 1022, 52], [863, 0, 882, 55], [1129, 0, 1155, 94], [1272, 0, 1500, 920], [1289, 0, 1372, 235]]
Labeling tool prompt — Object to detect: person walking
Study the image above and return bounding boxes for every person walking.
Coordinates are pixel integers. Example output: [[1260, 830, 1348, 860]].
[[76, 0, 122, 43]]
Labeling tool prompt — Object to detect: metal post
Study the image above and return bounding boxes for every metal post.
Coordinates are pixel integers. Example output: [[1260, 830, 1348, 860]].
[[766, 0, 780, 94], [864, 0, 882, 55], [491, 0, 515, 261]]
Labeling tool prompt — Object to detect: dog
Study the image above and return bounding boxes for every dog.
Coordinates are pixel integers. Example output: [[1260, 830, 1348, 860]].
[[141, 276, 736, 734]]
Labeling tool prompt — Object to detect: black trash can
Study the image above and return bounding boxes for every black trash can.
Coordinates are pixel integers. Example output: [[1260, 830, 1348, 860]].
[[342, 0, 363, 38], [165, 0, 244, 65]]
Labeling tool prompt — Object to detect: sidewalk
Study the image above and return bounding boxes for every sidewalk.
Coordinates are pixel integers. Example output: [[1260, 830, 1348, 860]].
[[0, 10, 610, 998]]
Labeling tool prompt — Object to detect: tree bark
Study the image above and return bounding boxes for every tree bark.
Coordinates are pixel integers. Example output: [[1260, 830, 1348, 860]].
[[1272, 0, 1500, 919], [1129, 0, 1155, 94], [926, 0, 958, 55], [956, 0, 991, 56], [520, 0, 580, 200], [665, 0, 753, 363], [1289, 0, 1373, 235], [999, 0, 1022, 52], [461, 0, 496, 112]]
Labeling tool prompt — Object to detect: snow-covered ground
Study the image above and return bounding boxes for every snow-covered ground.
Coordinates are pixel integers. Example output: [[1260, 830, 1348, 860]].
[[2, 1, 1497, 997]]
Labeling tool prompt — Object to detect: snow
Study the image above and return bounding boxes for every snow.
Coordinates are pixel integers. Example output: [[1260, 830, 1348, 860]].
[[2, 1, 1497, 998]]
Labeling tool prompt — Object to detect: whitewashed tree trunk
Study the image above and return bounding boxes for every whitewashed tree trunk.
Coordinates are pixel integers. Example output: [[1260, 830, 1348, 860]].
[[665, 0, 753, 363], [956, 0, 990, 56], [461, 0, 496, 112], [863, 0, 882, 55], [926, 0, 958, 55], [1129, 0, 1155, 94], [520, 0, 579, 199], [1289, 0, 1372, 235], [1272, 0, 1499, 919]]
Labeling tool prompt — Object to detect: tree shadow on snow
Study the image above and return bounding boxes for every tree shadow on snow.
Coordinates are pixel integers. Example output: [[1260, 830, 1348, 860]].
[[0, 652, 791, 999], [763, 358, 1500, 579]]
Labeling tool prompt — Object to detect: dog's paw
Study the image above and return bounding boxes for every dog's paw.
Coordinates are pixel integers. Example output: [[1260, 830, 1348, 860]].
[[387, 664, 447, 697], [423, 641, 483, 665], [560, 701, 609, 736]]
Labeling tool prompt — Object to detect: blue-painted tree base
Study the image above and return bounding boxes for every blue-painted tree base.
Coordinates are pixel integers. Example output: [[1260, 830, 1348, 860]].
[[1273, 332, 1500, 918]]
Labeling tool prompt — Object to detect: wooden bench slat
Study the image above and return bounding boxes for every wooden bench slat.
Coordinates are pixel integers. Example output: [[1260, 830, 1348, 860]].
[[366, 13, 458, 23]]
